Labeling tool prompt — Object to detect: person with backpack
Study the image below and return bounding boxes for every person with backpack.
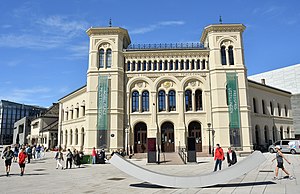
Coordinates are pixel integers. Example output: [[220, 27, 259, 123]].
[[54, 149, 64, 170], [2, 146, 14, 176], [65, 149, 73, 169], [18, 147, 27, 176], [214, 144, 225, 172]]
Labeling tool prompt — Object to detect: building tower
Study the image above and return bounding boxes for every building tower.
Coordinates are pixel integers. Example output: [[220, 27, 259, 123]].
[[86, 27, 131, 151], [201, 24, 252, 151]]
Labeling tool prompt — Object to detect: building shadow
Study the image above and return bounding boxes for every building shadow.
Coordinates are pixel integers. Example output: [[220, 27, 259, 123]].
[[205, 181, 276, 188], [130, 182, 174, 189]]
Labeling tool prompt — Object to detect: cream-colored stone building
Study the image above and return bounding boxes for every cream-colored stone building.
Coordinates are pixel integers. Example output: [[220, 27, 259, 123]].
[[58, 23, 294, 154]]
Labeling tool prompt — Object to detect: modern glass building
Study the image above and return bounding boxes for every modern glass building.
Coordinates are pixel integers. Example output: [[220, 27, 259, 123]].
[[0, 100, 46, 145]]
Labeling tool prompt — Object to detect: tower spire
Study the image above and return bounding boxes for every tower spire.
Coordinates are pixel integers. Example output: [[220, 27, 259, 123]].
[[219, 16, 223, 24]]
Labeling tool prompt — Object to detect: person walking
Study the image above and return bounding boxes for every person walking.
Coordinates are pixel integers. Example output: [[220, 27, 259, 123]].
[[26, 145, 32, 163], [74, 150, 82, 168], [2, 146, 14, 176], [226, 147, 237, 167], [13, 145, 19, 163], [272, 145, 293, 180], [214, 144, 225, 172], [36, 145, 41, 159], [18, 148, 27, 176], [55, 149, 64, 170], [66, 149, 73, 169], [32, 146, 36, 160], [92, 147, 97, 164]]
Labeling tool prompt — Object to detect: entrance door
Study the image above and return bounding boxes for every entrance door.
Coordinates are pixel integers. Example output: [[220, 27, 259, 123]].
[[188, 121, 202, 152], [161, 122, 175, 152], [134, 122, 147, 153]]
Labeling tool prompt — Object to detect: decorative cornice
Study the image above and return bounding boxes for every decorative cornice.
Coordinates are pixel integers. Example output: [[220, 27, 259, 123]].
[[200, 24, 246, 43], [124, 50, 209, 59], [86, 27, 131, 45]]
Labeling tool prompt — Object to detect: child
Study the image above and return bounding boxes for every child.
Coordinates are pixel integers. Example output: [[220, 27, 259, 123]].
[[18, 148, 27, 176]]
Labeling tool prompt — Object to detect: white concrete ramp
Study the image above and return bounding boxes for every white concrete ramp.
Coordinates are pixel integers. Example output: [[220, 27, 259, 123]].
[[109, 151, 266, 188]]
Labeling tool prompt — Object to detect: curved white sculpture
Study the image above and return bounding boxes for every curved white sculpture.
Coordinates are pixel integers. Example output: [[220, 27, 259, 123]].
[[109, 151, 266, 188]]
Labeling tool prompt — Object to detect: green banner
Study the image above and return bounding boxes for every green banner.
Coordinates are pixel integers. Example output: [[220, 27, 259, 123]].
[[97, 75, 109, 130], [227, 73, 240, 128]]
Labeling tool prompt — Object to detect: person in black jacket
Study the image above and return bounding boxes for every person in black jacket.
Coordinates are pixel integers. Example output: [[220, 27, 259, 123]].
[[226, 147, 237, 167], [2, 146, 14, 176]]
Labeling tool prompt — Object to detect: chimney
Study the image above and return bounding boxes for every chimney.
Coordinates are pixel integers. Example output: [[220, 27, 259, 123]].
[[261, 79, 266, 85]]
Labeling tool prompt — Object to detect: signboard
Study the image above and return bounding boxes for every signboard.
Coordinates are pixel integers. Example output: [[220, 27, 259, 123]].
[[226, 73, 241, 147], [97, 75, 109, 131]]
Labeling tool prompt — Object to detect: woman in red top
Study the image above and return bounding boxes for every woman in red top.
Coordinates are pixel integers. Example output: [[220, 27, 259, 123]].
[[18, 148, 27, 176], [214, 144, 224, 171], [92, 147, 97, 164]]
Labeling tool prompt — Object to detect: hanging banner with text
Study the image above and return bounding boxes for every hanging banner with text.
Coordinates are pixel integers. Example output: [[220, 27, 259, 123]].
[[226, 73, 241, 147], [97, 75, 109, 131]]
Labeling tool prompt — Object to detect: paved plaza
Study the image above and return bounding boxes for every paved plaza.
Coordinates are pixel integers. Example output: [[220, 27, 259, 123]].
[[0, 152, 299, 194]]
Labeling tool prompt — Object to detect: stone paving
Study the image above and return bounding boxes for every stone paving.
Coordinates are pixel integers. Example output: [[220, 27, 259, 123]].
[[0, 152, 299, 194]]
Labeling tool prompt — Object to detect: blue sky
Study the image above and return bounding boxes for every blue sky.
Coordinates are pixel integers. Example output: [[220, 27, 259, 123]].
[[0, 0, 299, 107]]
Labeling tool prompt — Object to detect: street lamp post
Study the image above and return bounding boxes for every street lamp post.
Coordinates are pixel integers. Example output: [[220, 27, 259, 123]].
[[212, 129, 215, 157], [125, 127, 129, 156], [207, 123, 211, 155]]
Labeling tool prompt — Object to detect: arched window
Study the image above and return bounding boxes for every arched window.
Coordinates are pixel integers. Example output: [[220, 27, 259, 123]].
[[272, 126, 276, 142], [262, 100, 266, 114], [158, 90, 166, 112], [202, 59, 206, 69], [168, 90, 176, 111], [148, 61, 152, 71], [185, 90, 192, 111], [175, 60, 179, 70], [221, 46, 227, 65], [191, 60, 195, 70], [278, 103, 281, 116], [228, 46, 234, 65], [75, 129, 78, 145], [280, 126, 283, 139], [106, 49, 112, 68], [284, 105, 288, 117], [180, 60, 184, 70], [137, 61, 141, 71], [264, 126, 268, 144], [270, 101, 274, 115], [185, 60, 190, 70], [253, 98, 257, 113], [127, 61, 130, 71], [131, 61, 136, 71], [287, 127, 290, 138], [99, 49, 104, 68], [142, 61, 147, 71], [164, 60, 168, 70], [142, 91, 149, 112], [195, 90, 203, 111], [81, 128, 85, 147], [65, 130, 68, 145], [132, 91, 139, 112], [196, 60, 200, 70], [159, 60, 163, 70], [169, 60, 173, 70], [153, 61, 157, 70], [70, 129, 73, 145], [255, 125, 260, 145]]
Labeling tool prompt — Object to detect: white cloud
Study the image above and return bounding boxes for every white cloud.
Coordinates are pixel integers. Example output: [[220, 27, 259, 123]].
[[131, 20, 185, 34]]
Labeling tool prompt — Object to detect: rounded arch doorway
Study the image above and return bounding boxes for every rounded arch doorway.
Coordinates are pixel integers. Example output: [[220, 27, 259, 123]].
[[134, 122, 147, 153], [188, 121, 202, 152], [161, 122, 175, 152]]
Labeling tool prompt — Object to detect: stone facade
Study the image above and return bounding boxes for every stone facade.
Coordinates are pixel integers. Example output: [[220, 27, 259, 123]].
[[58, 23, 294, 154]]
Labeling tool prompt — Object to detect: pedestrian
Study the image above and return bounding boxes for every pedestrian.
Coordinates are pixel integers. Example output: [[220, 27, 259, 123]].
[[18, 148, 27, 176], [73, 150, 82, 168], [54, 149, 64, 170], [214, 144, 225, 172], [66, 149, 73, 169], [272, 145, 293, 180], [13, 145, 19, 163], [40, 145, 45, 158], [92, 147, 97, 164], [26, 145, 32, 163], [2, 146, 14, 176], [226, 147, 237, 167], [36, 145, 41, 159], [32, 146, 36, 160]]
